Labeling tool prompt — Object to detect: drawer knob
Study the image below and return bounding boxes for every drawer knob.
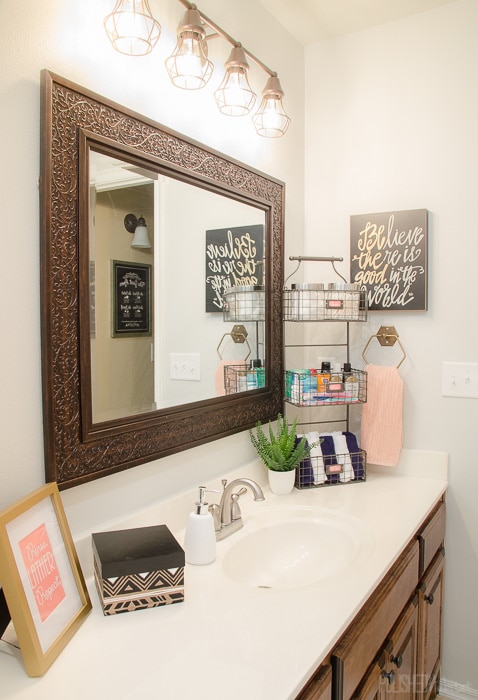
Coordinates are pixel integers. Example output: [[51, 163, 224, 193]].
[[381, 669, 395, 685], [424, 592, 435, 605], [391, 654, 403, 668]]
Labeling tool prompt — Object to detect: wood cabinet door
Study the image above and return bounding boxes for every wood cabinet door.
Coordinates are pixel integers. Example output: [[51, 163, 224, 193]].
[[352, 658, 387, 700], [383, 597, 419, 699], [417, 548, 445, 699], [332, 540, 419, 700]]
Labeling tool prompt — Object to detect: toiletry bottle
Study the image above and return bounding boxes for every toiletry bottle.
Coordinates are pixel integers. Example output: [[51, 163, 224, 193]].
[[184, 486, 217, 565], [317, 361, 331, 395], [329, 363, 344, 394], [302, 368, 317, 404], [247, 359, 265, 389], [343, 362, 359, 399]]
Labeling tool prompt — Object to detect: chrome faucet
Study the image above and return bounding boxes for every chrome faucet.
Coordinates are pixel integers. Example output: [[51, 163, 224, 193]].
[[209, 478, 265, 541]]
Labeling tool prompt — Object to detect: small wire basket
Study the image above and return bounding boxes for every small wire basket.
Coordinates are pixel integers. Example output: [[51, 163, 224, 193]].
[[224, 364, 265, 394], [223, 285, 265, 322], [295, 449, 367, 489]]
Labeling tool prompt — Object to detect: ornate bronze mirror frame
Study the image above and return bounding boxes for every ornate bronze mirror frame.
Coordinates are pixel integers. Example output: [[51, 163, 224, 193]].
[[40, 71, 284, 489]]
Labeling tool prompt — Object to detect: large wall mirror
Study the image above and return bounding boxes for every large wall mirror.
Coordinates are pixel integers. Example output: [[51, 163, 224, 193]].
[[40, 71, 284, 489]]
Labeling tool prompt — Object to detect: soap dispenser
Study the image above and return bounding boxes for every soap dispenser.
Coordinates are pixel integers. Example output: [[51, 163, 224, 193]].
[[184, 486, 217, 565]]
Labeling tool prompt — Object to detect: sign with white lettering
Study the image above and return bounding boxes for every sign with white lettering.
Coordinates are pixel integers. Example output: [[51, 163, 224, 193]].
[[112, 260, 151, 336], [205, 224, 264, 312], [350, 209, 428, 311]]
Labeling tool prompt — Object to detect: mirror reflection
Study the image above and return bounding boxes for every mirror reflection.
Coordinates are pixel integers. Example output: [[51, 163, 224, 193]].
[[89, 150, 266, 424]]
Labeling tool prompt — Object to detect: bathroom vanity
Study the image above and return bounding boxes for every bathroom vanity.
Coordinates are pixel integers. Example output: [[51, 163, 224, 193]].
[[298, 499, 445, 700], [0, 450, 447, 700]]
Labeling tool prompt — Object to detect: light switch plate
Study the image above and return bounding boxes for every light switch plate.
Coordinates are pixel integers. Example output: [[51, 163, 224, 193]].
[[441, 361, 478, 398], [170, 353, 200, 381]]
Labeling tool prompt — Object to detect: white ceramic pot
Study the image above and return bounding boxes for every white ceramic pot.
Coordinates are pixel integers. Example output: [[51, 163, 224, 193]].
[[268, 469, 295, 495]]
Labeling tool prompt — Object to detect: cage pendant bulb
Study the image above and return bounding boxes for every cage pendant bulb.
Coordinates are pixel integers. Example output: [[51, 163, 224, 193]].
[[253, 75, 291, 138], [214, 45, 256, 117], [104, 0, 161, 56], [165, 7, 213, 90]]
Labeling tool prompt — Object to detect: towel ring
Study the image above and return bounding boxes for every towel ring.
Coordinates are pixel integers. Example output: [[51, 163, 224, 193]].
[[362, 325, 407, 369], [217, 324, 251, 361]]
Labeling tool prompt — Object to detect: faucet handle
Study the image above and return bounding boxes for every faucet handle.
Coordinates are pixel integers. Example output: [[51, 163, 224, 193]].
[[230, 488, 247, 521], [208, 503, 221, 532]]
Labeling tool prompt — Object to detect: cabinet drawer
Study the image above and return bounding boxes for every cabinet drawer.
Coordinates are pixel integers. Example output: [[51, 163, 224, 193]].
[[418, 501, 445, 576], [332, 539, 419, 700]]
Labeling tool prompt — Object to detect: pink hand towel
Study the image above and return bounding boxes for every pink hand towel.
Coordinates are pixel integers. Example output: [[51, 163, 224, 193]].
[[361, 364, 403, 466]]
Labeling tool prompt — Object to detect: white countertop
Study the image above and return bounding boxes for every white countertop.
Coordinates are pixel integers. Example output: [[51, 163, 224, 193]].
[[0, 450, 448, 699]]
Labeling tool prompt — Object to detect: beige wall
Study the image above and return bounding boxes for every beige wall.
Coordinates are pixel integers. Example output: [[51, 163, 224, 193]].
[[304, 0, 478, 693]]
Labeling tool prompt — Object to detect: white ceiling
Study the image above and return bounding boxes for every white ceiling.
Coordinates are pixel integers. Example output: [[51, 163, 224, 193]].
[[257, 0, 458, 44]]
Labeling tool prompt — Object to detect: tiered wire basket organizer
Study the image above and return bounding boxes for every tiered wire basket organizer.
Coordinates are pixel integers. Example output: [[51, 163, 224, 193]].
[[283, 256, 368, 489], [220, 284, 266, 395]]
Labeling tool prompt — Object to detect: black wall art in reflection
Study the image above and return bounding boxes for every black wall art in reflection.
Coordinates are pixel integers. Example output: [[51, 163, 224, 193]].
[[205, 224, 264, 312], [112, 260, 152, 336]]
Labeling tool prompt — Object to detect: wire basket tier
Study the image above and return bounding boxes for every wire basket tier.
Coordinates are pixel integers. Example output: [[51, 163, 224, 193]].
[[295, 449, 366, 489], [223, 285, 265, 322], [283, 285, 367, 322], [224, 363, 265, 394], [285, 368, 367, 406]]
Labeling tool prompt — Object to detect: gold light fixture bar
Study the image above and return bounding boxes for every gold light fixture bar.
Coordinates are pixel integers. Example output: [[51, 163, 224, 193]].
[[175, 0, 276, 79], [172, 1, 290, 136], [104, 0, 290, 136]]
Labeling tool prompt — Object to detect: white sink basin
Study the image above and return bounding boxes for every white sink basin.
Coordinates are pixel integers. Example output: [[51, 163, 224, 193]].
[[222, 505, 373, 590]]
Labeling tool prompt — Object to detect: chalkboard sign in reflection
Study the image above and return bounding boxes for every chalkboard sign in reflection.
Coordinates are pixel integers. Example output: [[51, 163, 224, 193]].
[[112, 260, 152, 337], [205, 224, 264, 312], [350, 209, 428, 311]]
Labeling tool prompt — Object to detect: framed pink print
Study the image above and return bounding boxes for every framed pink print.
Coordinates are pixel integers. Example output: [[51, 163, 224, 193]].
[[0, 483, 91, 676]]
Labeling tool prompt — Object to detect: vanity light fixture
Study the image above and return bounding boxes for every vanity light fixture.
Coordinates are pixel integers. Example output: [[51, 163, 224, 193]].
[[104, 0, 161, 56], [214, 45, 256, 116], [124, 214, 152, 249], [165, 6, 213, 89], [252, 75, 290, 138], [104, 0, 290, 137]]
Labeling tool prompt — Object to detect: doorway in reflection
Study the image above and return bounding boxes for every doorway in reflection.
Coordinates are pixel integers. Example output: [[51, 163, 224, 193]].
[[89, 150, 266, 424]]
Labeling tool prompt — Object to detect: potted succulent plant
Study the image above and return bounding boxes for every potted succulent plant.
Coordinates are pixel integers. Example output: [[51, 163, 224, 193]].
[[249, 414, 315, 494]]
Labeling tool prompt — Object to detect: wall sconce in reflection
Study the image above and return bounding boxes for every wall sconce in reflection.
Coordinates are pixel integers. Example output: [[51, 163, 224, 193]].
[[124, 214, 152, 249]]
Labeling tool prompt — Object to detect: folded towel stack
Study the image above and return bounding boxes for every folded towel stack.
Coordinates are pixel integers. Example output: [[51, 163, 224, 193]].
[[295, 429, 365, 488]]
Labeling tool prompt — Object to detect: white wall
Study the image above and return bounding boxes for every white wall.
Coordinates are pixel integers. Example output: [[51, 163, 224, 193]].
[[304, 0, 478, 692], [2, 0, 475, 693], [0, 0, 304, 519]]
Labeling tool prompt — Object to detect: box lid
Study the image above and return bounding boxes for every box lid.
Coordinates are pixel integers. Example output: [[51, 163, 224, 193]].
[[92, 524, 184, 578]]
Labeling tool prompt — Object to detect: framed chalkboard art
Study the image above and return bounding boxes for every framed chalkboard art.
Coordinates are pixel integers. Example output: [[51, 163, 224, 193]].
[[350, 209, 428, 311], [112, 260, 152, 337]]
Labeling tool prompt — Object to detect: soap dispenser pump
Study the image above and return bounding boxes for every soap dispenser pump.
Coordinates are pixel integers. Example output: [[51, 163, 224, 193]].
[[184, 486, 217, 566]]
